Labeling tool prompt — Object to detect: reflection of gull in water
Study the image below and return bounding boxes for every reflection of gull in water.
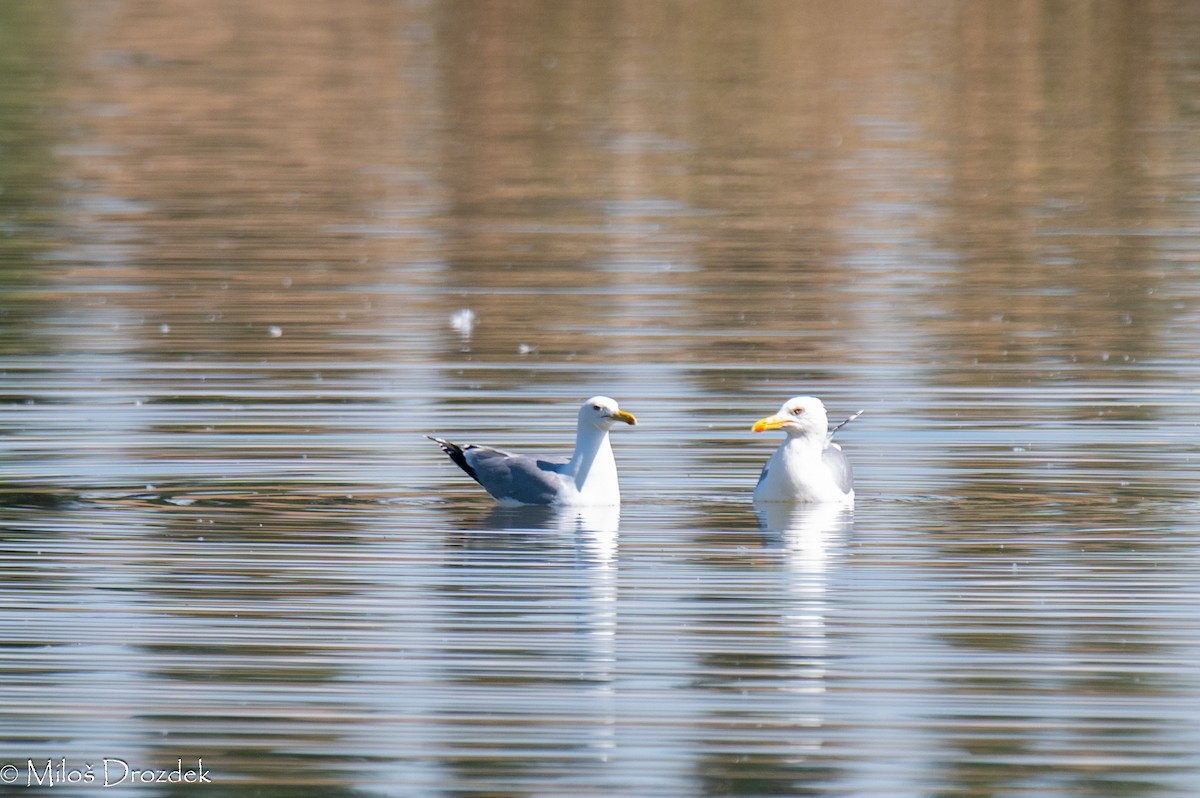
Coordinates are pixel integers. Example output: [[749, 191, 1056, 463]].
[[482, 503, 621, 539], [427, 397, 637, 506], [755, 500, 852, 577], [756, 500, 851, 717], [355, 502, 619, 794], [755, 500, 853, 539], [444, 503, 620, 564], [752, 397, 861, 504], [456, 501, 619, 757]]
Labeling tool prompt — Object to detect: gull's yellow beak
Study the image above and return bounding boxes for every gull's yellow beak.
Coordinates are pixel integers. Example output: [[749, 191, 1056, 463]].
[[751, 414, 787, 433], [613, 410, 637, 426]]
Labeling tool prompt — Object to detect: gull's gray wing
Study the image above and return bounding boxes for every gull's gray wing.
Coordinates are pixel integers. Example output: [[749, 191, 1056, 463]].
[[428, 437, 568, 505], [822, 444, 854, 495]]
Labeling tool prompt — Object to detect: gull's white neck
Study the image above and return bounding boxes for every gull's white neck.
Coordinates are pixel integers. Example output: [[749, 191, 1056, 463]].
[[754, 424, 849, 504], [565, 423, 615, 490], [784, 428, 826, 452]]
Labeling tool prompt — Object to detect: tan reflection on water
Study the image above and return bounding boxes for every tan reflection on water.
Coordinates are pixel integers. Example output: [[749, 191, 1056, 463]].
[[46, 0, 1199, 376]]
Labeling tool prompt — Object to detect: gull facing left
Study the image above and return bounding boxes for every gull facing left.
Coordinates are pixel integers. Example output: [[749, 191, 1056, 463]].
[[428, 396, 637, 506], [751, 396, 861, 504]]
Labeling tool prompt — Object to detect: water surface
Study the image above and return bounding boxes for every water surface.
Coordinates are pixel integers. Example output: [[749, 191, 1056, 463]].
[[2, 1, 1200, 795]]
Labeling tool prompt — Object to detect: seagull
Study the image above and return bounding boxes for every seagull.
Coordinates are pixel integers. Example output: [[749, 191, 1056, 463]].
[[428, 396, 637, 506], [751, 397, 861, 504]]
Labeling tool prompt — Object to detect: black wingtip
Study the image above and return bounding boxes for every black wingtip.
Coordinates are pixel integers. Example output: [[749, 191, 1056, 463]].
[[426, 435, 483, 485], [828, 409, 865, 440]]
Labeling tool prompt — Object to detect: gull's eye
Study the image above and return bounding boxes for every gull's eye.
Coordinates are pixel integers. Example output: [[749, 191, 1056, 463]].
[[791, 406, 805, 415], [593, 404, 603, 411]]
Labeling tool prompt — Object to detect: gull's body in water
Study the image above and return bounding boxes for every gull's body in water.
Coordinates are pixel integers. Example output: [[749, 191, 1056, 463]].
[[428, 396, 636, 506], [752, 397, 861, 504]]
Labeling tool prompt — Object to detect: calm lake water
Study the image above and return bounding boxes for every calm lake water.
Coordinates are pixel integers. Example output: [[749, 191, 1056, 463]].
[[2, 1, 1200, 795]]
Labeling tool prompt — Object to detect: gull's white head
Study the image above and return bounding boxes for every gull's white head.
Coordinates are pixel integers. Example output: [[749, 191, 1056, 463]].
[[751, 396, 829, 438], [580, 396, 637, 429]]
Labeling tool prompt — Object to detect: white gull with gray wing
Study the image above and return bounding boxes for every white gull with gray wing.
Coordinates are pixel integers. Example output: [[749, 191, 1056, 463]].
[[428, 396, 636, 506], [752, 396, 860, 504]]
